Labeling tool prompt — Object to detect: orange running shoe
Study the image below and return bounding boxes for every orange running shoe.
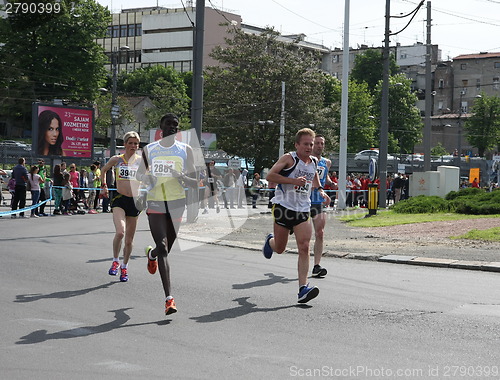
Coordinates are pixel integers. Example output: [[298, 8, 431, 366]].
[[165, 298, 177, 315], [145, 245, 157, 274]]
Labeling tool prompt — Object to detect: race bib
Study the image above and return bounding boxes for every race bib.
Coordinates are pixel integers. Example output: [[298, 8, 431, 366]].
[[317, 166, 326, 179], [294, 180, 312, 194], [152, 159, 175, 177], [117, 164, 138, 180]]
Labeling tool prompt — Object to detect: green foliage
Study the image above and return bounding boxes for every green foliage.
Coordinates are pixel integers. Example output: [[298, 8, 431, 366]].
[[431, 142, 448, 156], [445, 187, 485, 201], [463, 92, 500, 157], [350, 49, 399, 93], [451, 190, 500, 215], [390, 195, 451, 213], [327, 78, 377, 152], [392, 188, 500, 215], [204, 27, 337, 172], [118, 65, 191, 129], [0, 0, 111, 130], [373, 74, 423, 153]]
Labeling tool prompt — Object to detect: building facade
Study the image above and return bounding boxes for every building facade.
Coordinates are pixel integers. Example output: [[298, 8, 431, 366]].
[[96, 6, 242, 73]]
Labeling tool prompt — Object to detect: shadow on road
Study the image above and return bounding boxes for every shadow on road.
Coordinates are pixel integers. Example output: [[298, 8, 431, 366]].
[[190, 296, 298, 323], [232, 272, 296, 289], [14, 281, 118, 303], [16, 308, 170, 345]]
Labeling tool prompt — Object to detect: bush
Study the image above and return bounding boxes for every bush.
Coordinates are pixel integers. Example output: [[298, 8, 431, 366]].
[[445, 187, 485, 201], [452, 190, 500, 215], [390, 195, 451, 214]]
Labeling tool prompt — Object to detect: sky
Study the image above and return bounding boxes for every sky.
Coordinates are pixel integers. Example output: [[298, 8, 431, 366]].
[[97, 0, 500, 61]]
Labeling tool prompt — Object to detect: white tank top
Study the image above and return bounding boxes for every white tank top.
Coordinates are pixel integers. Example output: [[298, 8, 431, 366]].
[[271, 152, 317, 212]]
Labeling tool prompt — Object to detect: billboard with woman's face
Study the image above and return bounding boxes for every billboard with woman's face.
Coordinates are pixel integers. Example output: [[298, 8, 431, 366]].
[[32, 103, 94, 158]]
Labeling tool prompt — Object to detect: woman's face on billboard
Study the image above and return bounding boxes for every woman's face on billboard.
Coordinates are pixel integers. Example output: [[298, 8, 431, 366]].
[[45, 118, 60, 145]]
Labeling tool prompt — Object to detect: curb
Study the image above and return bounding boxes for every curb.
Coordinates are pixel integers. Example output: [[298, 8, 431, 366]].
[[178, 235, 500, 273]]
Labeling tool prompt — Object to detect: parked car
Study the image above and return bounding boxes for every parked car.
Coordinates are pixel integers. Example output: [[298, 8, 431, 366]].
[[404, 153, 424, 163], [0, 140, 31, 157], [354, 149, 397, 166]]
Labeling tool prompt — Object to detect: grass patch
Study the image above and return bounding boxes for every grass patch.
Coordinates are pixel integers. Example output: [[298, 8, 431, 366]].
[[339, 210, 500, 227], [452, 227, 500, 242]]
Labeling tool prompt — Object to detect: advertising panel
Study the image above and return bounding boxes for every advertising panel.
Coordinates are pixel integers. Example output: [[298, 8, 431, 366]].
[[32, 103, 94, 158]]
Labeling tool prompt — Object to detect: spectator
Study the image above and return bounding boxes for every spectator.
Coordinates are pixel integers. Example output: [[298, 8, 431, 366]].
[[250, 172, 264, 208], [87, 164, 98, 214], [11, 157, 29, 218], [61, 172, 73, 215], [223, 168, 236, 209], [52, 164, 64, 215], [68, 163, 80, 200], [236, 168, 248, 208], [471, 177, 480, 188], [93, 161, 101, 210], [7, 174, 16, 208], [79, 168, 88, 208], [37, 159, 50, 217], [27, 165, 43, 217]]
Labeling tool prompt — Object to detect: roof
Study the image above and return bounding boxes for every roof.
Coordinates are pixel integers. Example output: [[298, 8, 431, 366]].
[[454, 52, 500, 60]]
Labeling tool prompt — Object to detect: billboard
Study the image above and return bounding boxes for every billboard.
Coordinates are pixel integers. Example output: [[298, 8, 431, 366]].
[[32, 103, 94, 158]]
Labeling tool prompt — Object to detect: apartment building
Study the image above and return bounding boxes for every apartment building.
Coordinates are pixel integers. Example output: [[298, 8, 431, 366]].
[[96, 6, 242, 73]]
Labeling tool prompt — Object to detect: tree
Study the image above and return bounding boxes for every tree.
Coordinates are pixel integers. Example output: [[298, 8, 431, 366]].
[[118, 65, 191, 129], [351, 49, 399, 93], [463, 93, 500, 157], [325, 75, 377, 152], [0, 0, 111, 131], [204, 27, 336, 172], [373, 74, 423, 153]]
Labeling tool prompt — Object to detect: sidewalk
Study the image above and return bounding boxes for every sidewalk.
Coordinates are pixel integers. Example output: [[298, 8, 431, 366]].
[[178, 200, 500, 273]]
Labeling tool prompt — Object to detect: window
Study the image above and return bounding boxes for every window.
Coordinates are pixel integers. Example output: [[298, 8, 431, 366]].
[[135, 24, 142, 36], [438, 101, 443, 110], [460, 101, 468, 113], [495, 62, 500, 69], [476, 79, 481, 90], [120, 25, 127, 37], [112, 25, 119, 38], [438, 79, 444, 89], [461, 63, 466, 70], [494, 77, 500, 90], [128, 24, 135, 37]]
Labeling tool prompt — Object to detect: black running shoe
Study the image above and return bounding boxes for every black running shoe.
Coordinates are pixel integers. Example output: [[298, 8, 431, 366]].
[[312, 264, 327, 277]]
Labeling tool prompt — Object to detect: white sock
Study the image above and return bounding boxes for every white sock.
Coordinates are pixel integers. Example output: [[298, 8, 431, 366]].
[[113, 258, 119, 263], [121, 263, 128, 269], [166, 296, 173, 301]]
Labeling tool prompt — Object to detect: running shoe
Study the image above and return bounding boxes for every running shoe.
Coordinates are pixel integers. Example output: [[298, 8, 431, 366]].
[[120, 267, 128, 282], [165, 298, 177, 315], [312, 264, 328, 277], [108, 261, 120, 276], [145, 245, 157, 274], [298, 283, 319, 303], [262, 233, 274, 259]]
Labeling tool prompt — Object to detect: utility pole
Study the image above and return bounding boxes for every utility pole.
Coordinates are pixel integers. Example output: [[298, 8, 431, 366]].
[[191, 0, 205, 142], [423, 1, 432, 172], [378, 0, 391, 208], [337, 0, 350, 209], [279, 81, 285, 157]]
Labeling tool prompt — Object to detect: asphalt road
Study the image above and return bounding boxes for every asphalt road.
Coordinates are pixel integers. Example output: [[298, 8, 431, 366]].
[[2, 213, 500, 379]]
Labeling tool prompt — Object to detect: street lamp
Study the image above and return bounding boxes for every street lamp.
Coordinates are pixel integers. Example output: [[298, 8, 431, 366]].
[[110, 45, 130, 157]]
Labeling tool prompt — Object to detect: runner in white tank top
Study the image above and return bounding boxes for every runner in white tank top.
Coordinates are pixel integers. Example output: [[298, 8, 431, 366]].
[[262, 128, 330, 304]]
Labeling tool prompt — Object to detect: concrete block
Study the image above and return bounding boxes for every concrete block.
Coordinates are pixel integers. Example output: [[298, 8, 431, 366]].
[[379, 255, 417, 264], [408, 257, 458, 268]]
